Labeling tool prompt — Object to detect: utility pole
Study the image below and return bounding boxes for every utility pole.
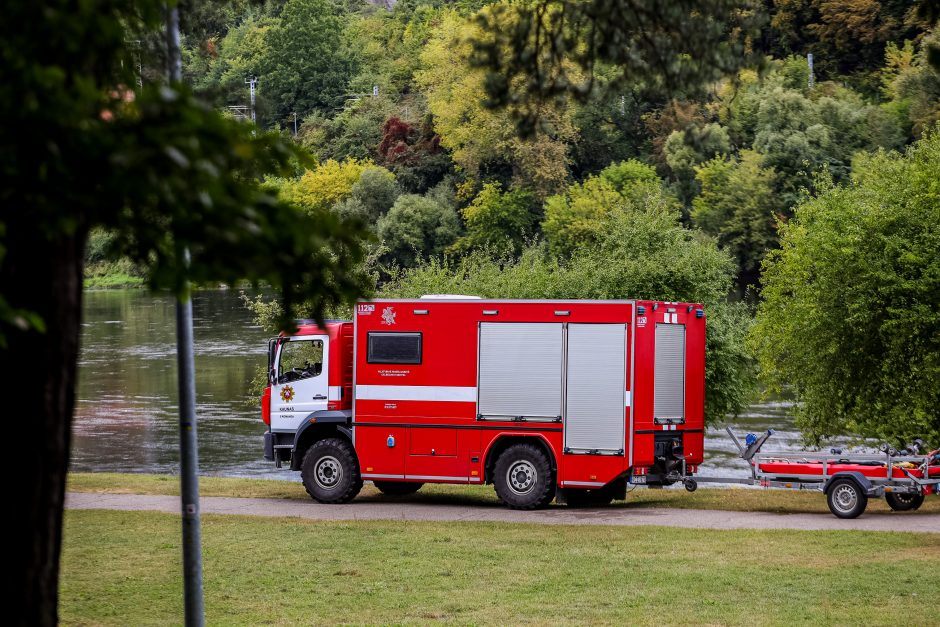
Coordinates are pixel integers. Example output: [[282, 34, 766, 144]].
[[807, 53, 815, 90], [293, 111, 298, 137], [246, 76, 257, 124], [165, 4, 205, 627]]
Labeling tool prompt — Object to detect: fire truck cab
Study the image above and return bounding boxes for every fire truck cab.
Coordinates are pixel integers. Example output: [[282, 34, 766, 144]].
[[262, 297, 705, 509]]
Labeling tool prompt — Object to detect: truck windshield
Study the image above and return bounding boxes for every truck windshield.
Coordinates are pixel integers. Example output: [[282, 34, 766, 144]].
[[277, 339, 323, 383]]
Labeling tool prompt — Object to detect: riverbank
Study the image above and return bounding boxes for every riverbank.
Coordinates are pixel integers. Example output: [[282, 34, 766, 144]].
[[60, 508, 940, 625], [83, 260, 146, 288], [68, 472, 940, 515]]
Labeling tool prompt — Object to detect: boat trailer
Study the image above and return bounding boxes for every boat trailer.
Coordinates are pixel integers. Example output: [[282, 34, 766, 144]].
[[681, 428, 940, 519]]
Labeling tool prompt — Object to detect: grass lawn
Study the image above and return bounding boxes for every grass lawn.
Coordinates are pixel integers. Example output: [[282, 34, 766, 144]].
[[60, 509, 940, 625], [67, 472, 940, 515]]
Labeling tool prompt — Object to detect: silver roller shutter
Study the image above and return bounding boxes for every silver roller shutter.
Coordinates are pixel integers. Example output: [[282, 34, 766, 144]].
[[654, 324, 685, 422], [478, 323, 563, 420], [564, 324, 626, 452]]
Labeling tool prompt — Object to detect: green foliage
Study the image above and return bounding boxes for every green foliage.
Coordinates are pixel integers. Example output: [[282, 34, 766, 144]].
[[299, 97, 395, 162], [259, 0, 359, 123], [385, 207, 754, 424], [663, 123, 732, 207], [451, 183, 536, 255], [693, 151, 779, 291], [276, 158, 370, 215], [751, 131, 940, 445], [881, 29, 940, 139], [377, 194, 462, 268], [417, 8, 577, 196], [542, 163, 678, 257], [193, 13, 274, 111], [349, 166, 401, 224], [472, 0, 762, 135]]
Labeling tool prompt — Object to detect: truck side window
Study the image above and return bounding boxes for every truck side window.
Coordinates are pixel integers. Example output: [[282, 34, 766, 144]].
[[277, 339, 323, 383], [367, 332, 422, 364]]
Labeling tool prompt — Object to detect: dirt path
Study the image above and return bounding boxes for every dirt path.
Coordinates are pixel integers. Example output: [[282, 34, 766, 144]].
[[65, 492, 940, 532]]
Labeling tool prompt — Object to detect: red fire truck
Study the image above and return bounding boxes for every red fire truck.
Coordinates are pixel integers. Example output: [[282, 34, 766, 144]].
[[261, 297, 705, 509]]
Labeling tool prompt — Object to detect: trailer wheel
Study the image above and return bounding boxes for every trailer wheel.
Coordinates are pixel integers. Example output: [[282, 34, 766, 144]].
[[826, 478, 868, 519], [300, 438, 362, 504], [373, 481, 423, 496], [493, 443, 555, 510], [885, 492, 925, 512]]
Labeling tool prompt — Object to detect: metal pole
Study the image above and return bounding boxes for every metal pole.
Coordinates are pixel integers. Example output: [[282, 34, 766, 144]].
[[293, 112, 297, 137], [807, 53, 815, 90], [166, 5, 205, 626], [246, 76, 257, 124]]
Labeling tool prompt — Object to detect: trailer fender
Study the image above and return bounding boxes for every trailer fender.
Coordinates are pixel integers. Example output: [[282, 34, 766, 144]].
[[823, 471, 873, 495], [290, 410, 353, 470]]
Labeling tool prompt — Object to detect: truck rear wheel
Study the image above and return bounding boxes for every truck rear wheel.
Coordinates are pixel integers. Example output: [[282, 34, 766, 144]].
[[493, 443, 555, 510], [373, 481, 423, 496], [885, 492, 924, 511], [300, 437, 362, 504], [826, 478, 868, 519]]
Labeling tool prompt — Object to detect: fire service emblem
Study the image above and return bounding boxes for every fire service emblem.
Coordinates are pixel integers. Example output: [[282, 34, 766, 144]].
[[381, 306, 397, 325], [280, 385, 294, 403]]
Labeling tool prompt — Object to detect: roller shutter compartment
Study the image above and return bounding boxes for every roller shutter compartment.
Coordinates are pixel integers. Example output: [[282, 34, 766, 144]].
[[654, 324, 685, 424], [564, 324, 626, 453], [477, 323, 563, 421]]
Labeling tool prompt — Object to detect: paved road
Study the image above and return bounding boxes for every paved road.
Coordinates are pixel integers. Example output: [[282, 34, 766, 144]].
[[66, 492, 940, 533]]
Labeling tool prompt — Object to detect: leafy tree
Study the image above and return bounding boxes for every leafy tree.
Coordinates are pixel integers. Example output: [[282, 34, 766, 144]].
[[543, 162, 678, 256], [384, 207, 754, 425], [472, 0, 762, 134], [417, 8, 577, 196], [335, 165, 400, 222], [299, 96, 396, 162], [768, 0, 930, 86], [193, 12, 274, 113], [751, 131, 940, 445], [881, 29, 940, 139], [376, 114, 453, 193], [260, 0, 359, 123], [377, 194, 462, 268], [662, 123, 732, 209], [693, 151, 779, 293], [2, 0, 370, 623], [276, 158, 370, 214], [451, 183, 536, 254]]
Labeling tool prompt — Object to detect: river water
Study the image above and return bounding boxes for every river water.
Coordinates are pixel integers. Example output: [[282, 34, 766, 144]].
[[72, 289, 811, 482]]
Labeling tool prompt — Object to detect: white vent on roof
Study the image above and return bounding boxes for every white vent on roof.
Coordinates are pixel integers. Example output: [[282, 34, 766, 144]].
[[419, 294, 482, 299]]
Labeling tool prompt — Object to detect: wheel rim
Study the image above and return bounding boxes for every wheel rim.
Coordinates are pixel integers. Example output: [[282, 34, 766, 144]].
[[314, 455, 342, 489], [506, 460, 537, 495], [832, 484, 858, 513]]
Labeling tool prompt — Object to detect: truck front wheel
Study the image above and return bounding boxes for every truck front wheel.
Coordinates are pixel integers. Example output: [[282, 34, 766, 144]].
[[300, 438, 362, 504], [493, 443, 555, 509]]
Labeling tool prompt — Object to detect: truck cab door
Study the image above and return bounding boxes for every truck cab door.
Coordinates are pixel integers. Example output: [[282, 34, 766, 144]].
[[270, 335, 329, 433]]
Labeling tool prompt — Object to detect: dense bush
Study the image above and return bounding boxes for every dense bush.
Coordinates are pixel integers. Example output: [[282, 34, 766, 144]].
[[752, 130, 940, 445]]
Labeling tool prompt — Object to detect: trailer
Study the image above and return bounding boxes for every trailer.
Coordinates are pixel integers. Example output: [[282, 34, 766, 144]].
[[261, 297, 706, 508], [714, 428, 940, 518]]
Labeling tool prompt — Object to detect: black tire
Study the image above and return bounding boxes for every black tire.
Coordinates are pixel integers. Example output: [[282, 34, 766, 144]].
[[492, 443, 556, 509], [373, 481, 423, 496], [885, 492, 925, 512], [826, 478, 868, 519], [300, 438, 362, 504]]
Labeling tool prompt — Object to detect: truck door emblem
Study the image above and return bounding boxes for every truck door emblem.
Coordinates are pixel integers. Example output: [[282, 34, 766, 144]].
[[280, 385, 294, 402], [381, 306, 397, 325]]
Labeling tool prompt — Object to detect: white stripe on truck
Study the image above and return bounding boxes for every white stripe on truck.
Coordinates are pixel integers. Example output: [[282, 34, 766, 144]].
[[355, 385, 477, 403]]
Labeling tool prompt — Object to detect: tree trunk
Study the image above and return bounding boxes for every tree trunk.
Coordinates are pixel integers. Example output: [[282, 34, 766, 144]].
[[3, 218, 87, 626]]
